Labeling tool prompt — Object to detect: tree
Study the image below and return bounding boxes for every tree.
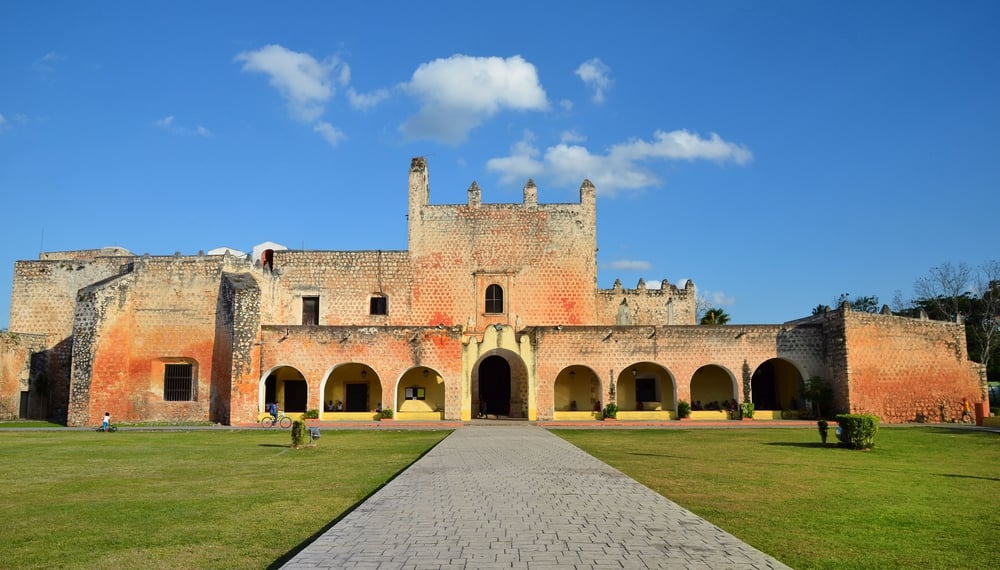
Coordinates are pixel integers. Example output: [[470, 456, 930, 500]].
[[908, 260, 1000, 383], [700, 308, 731, 325], [833, 293, 880, 313]]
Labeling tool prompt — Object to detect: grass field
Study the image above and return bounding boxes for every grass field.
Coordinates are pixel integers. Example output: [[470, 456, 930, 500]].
[[555, 426, 999, 570], [2, 426, 996, 569], [0, 428, 449, 570]]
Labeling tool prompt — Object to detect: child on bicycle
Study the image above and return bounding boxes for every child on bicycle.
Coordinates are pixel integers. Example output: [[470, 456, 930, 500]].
[[101, 411, 111, 432]]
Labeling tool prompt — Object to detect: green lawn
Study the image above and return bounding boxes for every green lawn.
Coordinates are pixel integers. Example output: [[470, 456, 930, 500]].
[[3, 427, 996, 569], [555, 427, 999, 570], [0, 429, 449, 569]]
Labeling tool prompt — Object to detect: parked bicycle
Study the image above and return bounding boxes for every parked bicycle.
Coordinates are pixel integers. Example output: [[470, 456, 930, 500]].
[[259, 411, 292, 428]]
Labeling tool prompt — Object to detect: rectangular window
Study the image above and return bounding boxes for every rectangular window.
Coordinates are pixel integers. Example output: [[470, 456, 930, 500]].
[[164, 364, 193, 401], [370, 296, 387, 315], [302, 296, 319, 325]]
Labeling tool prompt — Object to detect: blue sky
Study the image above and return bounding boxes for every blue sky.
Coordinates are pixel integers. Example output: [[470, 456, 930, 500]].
[[1, 1, 998, 328]]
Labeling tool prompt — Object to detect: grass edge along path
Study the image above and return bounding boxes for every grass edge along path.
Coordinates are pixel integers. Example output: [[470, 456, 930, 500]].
[[0, 429, 450, 570], [554, 426, 998, 570]]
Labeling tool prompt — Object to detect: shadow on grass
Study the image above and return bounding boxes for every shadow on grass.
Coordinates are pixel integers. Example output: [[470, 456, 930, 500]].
[[268, 432, 453, 569], [628, 451, 686, 459], [937, 473, 1000, 482], [764, 442, 835, 449]]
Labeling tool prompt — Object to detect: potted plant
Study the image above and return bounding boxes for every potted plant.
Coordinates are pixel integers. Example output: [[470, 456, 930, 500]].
[[817, 419, 829, 444], [677, 400, 691, 420], [602, 403, 619, 421], [303, 408, 319, 420], [379, 408, 394, 421], [740, 400, 755, 420]]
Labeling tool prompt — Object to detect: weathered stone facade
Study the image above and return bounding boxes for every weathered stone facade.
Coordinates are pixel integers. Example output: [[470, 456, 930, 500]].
[[0, 158, 986, 425]]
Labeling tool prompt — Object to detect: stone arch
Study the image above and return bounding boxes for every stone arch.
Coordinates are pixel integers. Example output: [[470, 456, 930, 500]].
[[616, 362, 676, 412], [319, 362, 382, 419], [751, 358, 805, 412], [553, 365, 602, 413], [259, 365, 308, 414], [471, 349, 528, 418], [690, 364, 738, 411], [395, 366, 445, 420]]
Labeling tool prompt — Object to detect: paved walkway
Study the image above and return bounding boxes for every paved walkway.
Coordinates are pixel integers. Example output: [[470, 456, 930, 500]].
[[282, 424, 790, 569]]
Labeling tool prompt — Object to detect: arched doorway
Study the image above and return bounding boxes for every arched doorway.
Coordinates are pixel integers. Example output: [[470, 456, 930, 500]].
[[751, 359, 804, 412], [478, 355, 511, 417], [260, 366, 308, 413]]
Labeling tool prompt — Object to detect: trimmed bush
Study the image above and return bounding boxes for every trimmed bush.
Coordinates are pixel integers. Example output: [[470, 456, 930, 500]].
[[291, 420, 307, 447], [835, 413, 879, 450]]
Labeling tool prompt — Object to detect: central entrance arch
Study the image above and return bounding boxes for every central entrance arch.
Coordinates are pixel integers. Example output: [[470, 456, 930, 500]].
[[478, 355, 511, 417]]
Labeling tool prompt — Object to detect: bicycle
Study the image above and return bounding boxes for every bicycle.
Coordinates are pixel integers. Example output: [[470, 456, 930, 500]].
[[96, 424, 118, 432], [259, 411, 293, 429]]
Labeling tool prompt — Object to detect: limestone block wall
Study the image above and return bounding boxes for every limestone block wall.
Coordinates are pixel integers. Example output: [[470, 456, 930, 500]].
[[266, 250, 413, 326], [596, 279, 698, 326], [69, 254, 257, 426], [0, 332, 48, 420], [250, 325, 465, 424], [838, 309, 985, 423], [528, 323, 829, 420]]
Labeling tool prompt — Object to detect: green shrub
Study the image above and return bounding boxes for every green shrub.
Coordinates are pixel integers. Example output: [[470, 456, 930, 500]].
[[303, 409, 319, 419], [291, 420, 307, 447], [602, 403, 619, 419], [991, 407, 1000, 417], [835, 413, 879, 449], [677, 400, 691, 418], [380, 408, 393, 419], [740, 400, 754, 419]]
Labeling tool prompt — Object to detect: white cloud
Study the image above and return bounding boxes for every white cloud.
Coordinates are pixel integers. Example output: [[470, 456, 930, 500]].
[[34, 51, 63, 74], [347, 87, 390, 111], [560, 130, 586, 144], [575, 58, 613, 104], [235, 44, 339, 122], [701, 290, 736, 307], [559, 99, 573, 112], [487, 129, 752, 195], [313, 121, 346, 146], [0, 113, 6, 129], [606, 260, 652, 271], [400, 54, 548, 144], [155, 116, 212, 137]]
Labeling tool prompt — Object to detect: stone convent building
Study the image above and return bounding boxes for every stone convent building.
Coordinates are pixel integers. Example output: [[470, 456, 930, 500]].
[[0, 158, 987, 426]]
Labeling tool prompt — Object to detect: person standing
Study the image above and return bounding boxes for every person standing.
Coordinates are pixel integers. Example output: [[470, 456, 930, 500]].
[[102, 411, 111, 432]]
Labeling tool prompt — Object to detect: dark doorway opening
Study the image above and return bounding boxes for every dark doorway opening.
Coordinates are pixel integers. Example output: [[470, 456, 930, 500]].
[[479, 355, 511, 416], [345, 383, 369, 412], [264, 374, 277, 405], [751, 361, 778, 410], [284, 380, 308, 412]]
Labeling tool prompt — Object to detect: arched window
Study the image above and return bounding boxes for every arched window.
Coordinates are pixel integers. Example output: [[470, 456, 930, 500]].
[[485, 284, 504, 314]]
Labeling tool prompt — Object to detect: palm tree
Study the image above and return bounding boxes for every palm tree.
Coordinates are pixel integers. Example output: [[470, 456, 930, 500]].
[[700, 308, 731, 325]]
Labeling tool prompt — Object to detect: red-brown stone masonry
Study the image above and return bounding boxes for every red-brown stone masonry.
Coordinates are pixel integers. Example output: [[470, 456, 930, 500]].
[[408, 202, 598, 329], [243, 325, 465, 424], [841, 311, 984, 423], [80, 256, 249, 425], [528, 324, 829, 420]]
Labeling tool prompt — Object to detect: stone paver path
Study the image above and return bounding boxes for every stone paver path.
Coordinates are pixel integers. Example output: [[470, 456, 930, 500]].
[[282, 424, 790, 569]]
